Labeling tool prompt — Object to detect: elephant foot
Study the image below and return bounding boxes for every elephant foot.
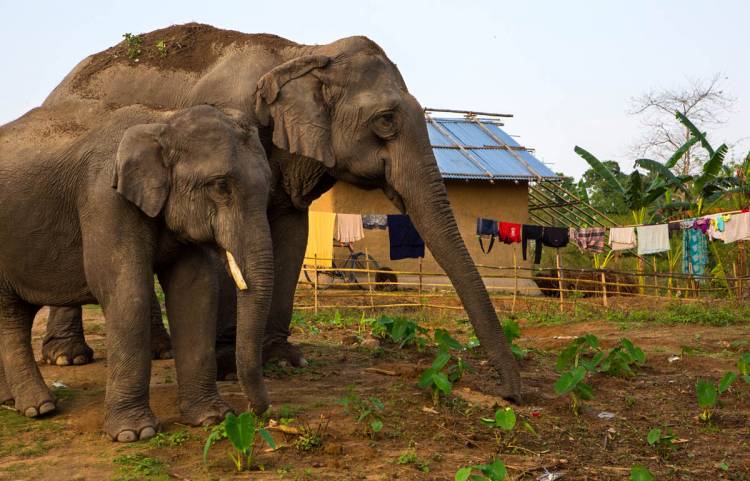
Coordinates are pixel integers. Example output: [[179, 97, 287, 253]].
[[150, 330, 173, 360], [104, 406, 160, 443], [12, 387, 56, 418], [0, 379, 13, 406], [246, 384, 270, 416], [216, 344, 237, 381], [42, 335, 94, 366], [181, 397, 233, 427], [262, 340, 308, 368]]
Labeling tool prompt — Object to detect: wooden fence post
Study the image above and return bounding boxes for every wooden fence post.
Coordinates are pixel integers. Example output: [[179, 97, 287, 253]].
[[600, 270, 608, 307], [313, 254, 319, 314], [652, 257, 658, 296], [556, 249, 564, 313], [512, 248, 518, 314], [365, 247, 374, 309]]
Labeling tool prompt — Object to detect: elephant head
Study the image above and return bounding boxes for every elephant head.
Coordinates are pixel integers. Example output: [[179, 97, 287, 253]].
[[254, 38, 521, 401], [113, 105, 274, 411]]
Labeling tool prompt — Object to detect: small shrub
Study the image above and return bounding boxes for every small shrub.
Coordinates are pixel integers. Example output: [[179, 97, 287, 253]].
[[455, 459, 507, 481], [294, 415, 328, 452], [647, 427, 676, 457], [203, 412, 276, 472], [338, 385, 384, 437], [397, 448, 430, 472], [122, 33, 143, 60], [154, 40, 167, 56], [150, 430, 189, 448], [419, 331, 469, 404], [372, 315, 428, 349]]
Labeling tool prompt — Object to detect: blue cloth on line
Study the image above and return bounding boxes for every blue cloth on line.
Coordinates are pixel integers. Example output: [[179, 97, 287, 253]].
[[682, 229, 708, 278], [387, 215, 425, 260]]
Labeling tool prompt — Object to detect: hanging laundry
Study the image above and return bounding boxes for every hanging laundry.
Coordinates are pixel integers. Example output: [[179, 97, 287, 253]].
[[335, 213, 365, 244], [679, 219, 695, 230], [498, 222, 522, 244], [387, 215, 425, 260], [707, 213, 730, 241], [636, 224, 670, 255], [542, 226, 569, 248], [569, 227, 606, 253], [723, 212, 750, 243], [692, 218, 710, 234], [683, 229, 708, 277], [476, 218, 499, 254], [668, 221, 682, 237], [608, 227, 636, 251], [522, 224, 544, 264], [304, 211, 336, 268], [362, 214, 387, 230]]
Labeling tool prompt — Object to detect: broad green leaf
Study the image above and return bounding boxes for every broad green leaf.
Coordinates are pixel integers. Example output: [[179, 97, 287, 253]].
[[696, 379, 718, 408], [502, 320, 521, 343], [742, 375, 750, 385], [370, 419, 383, 433], [432, 350, 452, 371], [647, 428, 661, 446], [369, 397, 385, 411], [482, 459, 507, 480], [418, 368, 437, 388], [258, 428, 276, 450], [494, 407, 516, 431], [574, 146, 626, 195], [455, 467, 472, 481], [555, 366, 586, 395], [626, 170, 644, 210], [203, 428, 221, 462], [718, 371, 736, 394], [556, 344, 579, 372], [676, 111, 714, 157], [665, 135, 701, 169], [575, 381, 594, 400], [581, 334, 599, 349], [737, 352, 750, 376], [435, 329, 463, 350], [696, 144, 728, 195], [431, 372, 452, 394], [630, 465, 654, 481], [635, 158, 691, 196]]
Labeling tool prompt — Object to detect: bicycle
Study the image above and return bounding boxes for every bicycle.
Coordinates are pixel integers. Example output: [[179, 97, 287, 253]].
[[303, 241, 380, 290]]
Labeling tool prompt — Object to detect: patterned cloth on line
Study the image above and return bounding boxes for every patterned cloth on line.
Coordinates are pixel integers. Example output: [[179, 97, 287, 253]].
[[636, 224, 670, 255], [682, 229, 708, 278], [335, 213, 364, 244], [362, 214, 388, 229], [569, 227, 606, 253]]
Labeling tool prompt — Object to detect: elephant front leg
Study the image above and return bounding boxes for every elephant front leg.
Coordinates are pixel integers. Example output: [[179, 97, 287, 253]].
[[0, 297, 55, 417], [42, 306, 94, 366], [263, 208, 310, 367], [158, 248, 231, 426]]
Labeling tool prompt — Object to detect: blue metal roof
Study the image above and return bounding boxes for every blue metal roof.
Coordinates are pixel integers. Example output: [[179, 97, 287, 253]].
[[426, 117, 558, 181]]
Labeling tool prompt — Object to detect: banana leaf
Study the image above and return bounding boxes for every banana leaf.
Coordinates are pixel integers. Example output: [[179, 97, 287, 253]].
[[626, 170, 644, 210], [574, 146, 626, 195], [635, 158, 692, 196], [665, 135, 701, 169], [696, 143, 728, 195], [676, 111, 714, 157]]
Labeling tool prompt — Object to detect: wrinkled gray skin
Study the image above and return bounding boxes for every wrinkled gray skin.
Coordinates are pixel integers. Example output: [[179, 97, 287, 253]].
[[0, 104, 274, 441], [38, 24, 522, 401]]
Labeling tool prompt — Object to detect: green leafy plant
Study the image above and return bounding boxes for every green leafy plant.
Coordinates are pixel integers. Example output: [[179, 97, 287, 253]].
[[630, 465, 654, 481], [479, 406, 536, 452], [554, 334, 600, 413], [372, 315, 429, 349], [338, 385, 385, 437], [598, 338, 647, 377], [738, 352, 750, 384], [154, 40, 167, 56], [203, 412, 276, 472], [696, 371, 737, 422], [397, 448, 430, 473], [150, 430, 189, 448], [647, 427, 676, 457], [501, 319, 527, 360], [293, 415, 328, 452], [455, 459, 507, 481], [122, 33, 143, 60], [419, 331, 470, 404]]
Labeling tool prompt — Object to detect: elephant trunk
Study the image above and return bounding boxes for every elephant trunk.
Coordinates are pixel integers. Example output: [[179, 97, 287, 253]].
[[217, 209, 274, 413], [387, 115, 522, 402]]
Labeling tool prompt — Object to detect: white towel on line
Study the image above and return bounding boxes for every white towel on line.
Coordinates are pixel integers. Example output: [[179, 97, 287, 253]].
[[608, 227, 636, 251], [335, 213, 365, 244], [636, 224, 670, 255], [723, 212, 750, 243]]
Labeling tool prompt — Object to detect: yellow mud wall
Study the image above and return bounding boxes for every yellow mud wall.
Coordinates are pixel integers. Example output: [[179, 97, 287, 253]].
[[307, 180, 531, 283]]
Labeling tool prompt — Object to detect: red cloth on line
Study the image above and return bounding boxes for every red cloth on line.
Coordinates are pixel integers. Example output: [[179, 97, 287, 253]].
[[498, 222, 522, 244]]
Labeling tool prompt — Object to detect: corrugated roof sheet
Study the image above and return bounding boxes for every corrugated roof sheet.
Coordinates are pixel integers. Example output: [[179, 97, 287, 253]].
[[426, 117, 558, 181]]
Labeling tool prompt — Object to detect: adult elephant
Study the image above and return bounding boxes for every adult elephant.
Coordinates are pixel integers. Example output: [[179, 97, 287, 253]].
[[41, 24, 521, 401]]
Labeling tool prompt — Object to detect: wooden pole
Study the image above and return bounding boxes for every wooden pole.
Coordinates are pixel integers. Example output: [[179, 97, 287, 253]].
[[313, 254, 319, 314], [652, 257, 658, 296], [637, 257, 645, 295], [418, 257, 424, 314], [600, 270, 608, 307], [556, 249, 564, 313], [365, 247, 374, 309], [512, 248, 518, 314]]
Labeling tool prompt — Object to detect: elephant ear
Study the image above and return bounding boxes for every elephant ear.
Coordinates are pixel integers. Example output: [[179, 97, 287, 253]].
[[254, 55, 335, 168], [111, 123, 170, 217]]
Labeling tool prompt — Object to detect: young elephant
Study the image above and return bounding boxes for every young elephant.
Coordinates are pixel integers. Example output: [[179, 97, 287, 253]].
[[0, 105, 273, 442]]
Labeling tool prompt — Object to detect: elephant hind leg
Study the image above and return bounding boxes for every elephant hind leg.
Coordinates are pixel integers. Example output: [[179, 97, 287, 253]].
[[0, 359, 13, 406], [149, 290, 172, 360], [42, 306, 94, 366], [0, 296, 55, 417]]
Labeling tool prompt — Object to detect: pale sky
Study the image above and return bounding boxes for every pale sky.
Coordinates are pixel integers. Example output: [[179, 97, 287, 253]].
[[2, 0, 748, 179]]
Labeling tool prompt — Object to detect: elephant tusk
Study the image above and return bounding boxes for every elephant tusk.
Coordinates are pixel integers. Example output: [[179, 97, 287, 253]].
[[226, 251, 248, 291]]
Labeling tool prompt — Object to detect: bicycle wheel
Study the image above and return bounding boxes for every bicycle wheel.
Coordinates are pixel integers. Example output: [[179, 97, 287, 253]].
[[343, 253, 380, 290], [303, 262, 338, 290]]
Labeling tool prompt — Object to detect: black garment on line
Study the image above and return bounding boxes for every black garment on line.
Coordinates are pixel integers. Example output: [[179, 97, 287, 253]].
[[476, 218, 499, 254], [387, 214, 425, 260], [542, 226, 569, 248], [522, 224, 544, 264]]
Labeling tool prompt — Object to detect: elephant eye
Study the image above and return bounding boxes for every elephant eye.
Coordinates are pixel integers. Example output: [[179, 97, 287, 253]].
[[372, 112, 399, 140], [209, 178, 232, 196]]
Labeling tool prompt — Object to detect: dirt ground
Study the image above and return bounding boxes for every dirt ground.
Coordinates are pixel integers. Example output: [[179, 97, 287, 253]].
[[1, 301, 748, 481]]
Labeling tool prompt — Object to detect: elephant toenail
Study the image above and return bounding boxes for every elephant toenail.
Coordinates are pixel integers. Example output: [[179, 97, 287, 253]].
[[73, 355, 88, 365], [55, 356, 70, 366], [39, 402, 56, 415], [24, 407, 39, 417], [139, 427, 156, 440], [298, 358, 309, 367], [116, 430, 138, 443]]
